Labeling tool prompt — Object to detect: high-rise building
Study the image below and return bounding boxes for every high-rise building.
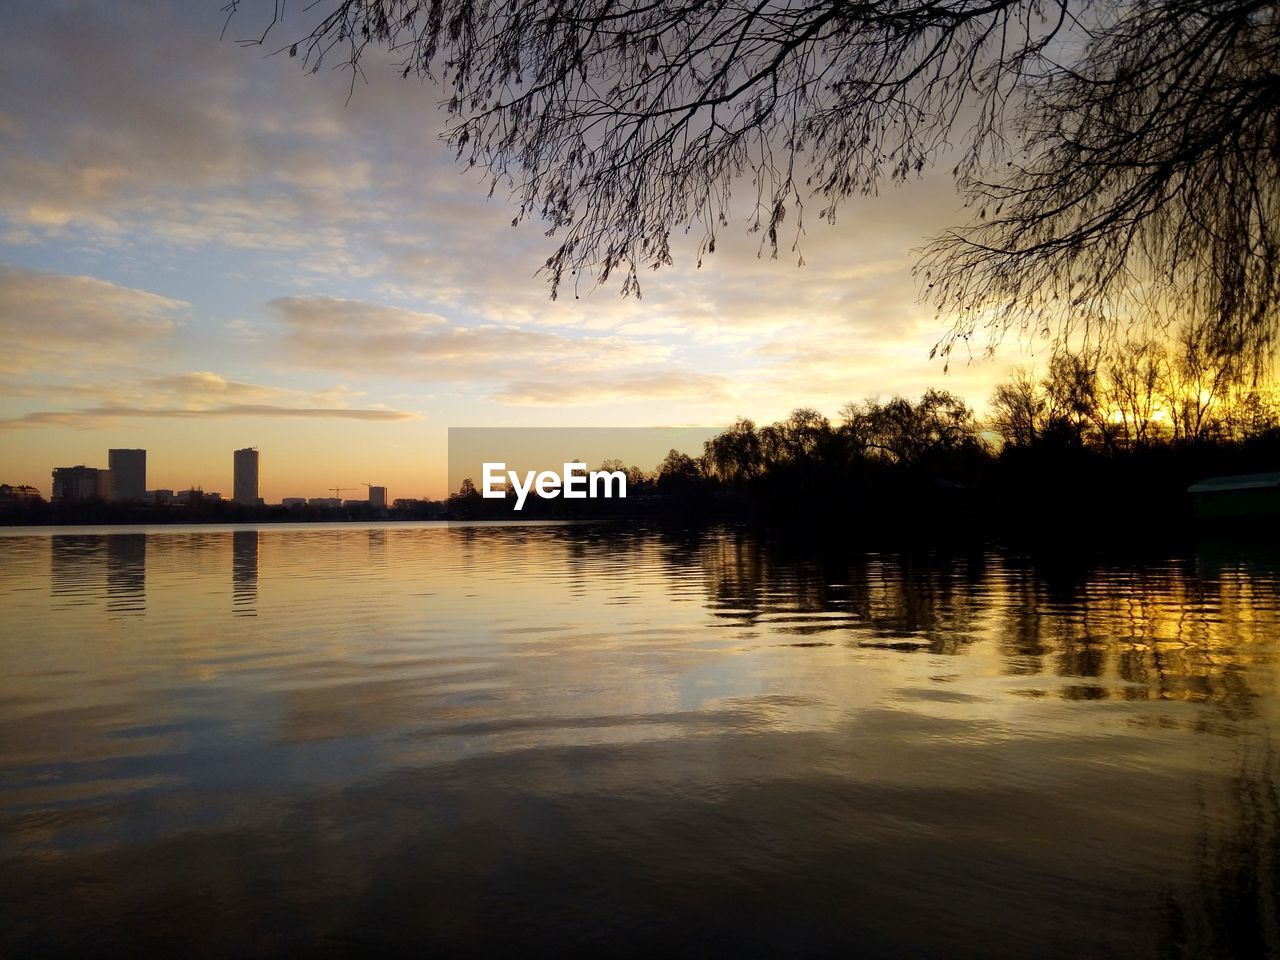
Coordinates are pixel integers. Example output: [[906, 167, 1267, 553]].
[[368, 485, 388, 508], [108, 448, 146, 501], [233, 447, 260, 505], [51, 466, 112, 502]]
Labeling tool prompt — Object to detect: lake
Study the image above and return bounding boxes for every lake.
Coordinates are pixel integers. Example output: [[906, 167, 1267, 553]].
[[1, 522, 1278, 957]]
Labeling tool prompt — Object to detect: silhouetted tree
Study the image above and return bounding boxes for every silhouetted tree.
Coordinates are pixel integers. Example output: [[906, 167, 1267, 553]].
[[1042, 351, 1109, 448], [1103, 340, 1166, 447], [625, 464, 652, 495], [985, 334, 1280, 460], [655, 449, 704, 496], [841, 391, 982, 467], [1161, 323, 1245, 443], [1221, 386, 1280, 443], [759, 408, 831, 469], [988, 367, 1045, 449], [704, 418, 762, 484], [231, 0, 1280, 366]]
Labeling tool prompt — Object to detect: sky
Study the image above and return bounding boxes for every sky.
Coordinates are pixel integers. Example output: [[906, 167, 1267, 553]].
[[0, 0, 1042, 502]]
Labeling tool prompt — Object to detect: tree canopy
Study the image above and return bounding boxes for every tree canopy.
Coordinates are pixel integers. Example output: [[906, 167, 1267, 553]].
[[225, 0, 1280, 367]]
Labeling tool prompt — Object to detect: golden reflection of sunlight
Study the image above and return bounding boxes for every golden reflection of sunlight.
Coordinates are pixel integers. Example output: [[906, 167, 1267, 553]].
[[4, 528, 1280, 816]]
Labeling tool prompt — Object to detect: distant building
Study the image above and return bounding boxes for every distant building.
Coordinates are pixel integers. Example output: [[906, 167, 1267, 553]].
[[147, 489, 175, 506], [51, 465, 112, 502], [368, 485, 388, 508], [233, 447, 259, 505], [0, 484, 41, 506], [308, 497, 342, 509], [282, 497, 306, 508], [342, 499, 367, 509], [176, 488, 205, 506], [392, 498, 420, 510], [108, 448, 146, 501]]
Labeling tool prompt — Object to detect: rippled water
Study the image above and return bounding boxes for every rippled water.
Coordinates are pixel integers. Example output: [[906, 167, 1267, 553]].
[[2, 522, 1279, 957]]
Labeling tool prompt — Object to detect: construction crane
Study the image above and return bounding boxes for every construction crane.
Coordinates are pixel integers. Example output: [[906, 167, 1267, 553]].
[[329, 485, 356, 499]]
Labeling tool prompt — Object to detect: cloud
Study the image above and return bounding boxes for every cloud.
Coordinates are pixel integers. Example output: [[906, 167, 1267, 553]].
[[730, 316, 1041, 420], [0, 3, 422, 274], [0, 368, 417, 429], [0, 0, 975, 331], [0, 264, 186, 373], [0, 404, 414, 431], [493, 371, 736, 406], [269, 296, 670, 380], [141, 371, 357, 406], [0, 0, 1028, 446]]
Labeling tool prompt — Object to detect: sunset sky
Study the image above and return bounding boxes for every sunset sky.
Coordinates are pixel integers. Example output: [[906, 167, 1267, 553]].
[[0, 1, 1040, 502]]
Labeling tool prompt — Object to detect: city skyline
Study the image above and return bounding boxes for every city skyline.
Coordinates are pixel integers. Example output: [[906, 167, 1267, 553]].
[[37, 443, 396, 506]]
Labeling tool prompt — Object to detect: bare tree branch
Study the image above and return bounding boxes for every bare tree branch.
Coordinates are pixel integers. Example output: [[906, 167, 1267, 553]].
[[224, 0, 1280, 368]]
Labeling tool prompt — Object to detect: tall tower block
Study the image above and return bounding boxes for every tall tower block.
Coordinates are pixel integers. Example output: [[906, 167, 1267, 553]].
[[108, 449, 146, 501], [233, 447, 260, 505]]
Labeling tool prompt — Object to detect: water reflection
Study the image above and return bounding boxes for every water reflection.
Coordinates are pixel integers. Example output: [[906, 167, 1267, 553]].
[[1162, 740, 1280, 959], [700, 535, 991, 652], [1, 523, 1278, 956], [49, 534, 105, 606], [698, 532, 1278, 719], [231, 529, 258, 617], [105, 534, 145, 618], [368, 526, 386, 564]]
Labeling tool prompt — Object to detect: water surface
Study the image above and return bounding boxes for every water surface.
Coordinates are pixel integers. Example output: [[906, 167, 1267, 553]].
[[2, 523, 1278, 957]]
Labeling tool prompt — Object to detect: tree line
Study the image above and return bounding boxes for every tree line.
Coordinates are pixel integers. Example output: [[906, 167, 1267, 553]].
[[452, 330, 1278, 531]]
